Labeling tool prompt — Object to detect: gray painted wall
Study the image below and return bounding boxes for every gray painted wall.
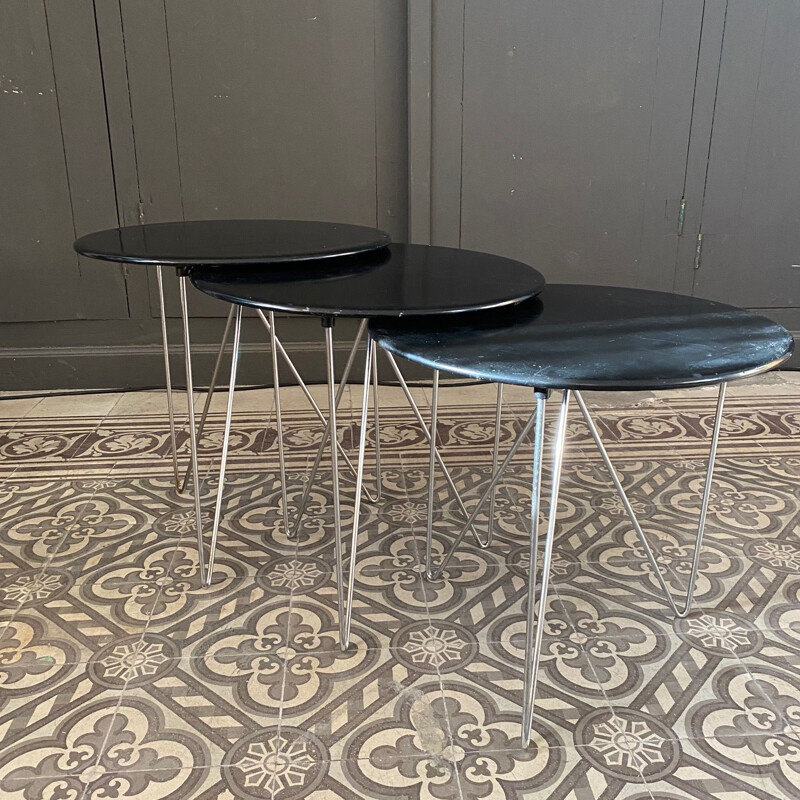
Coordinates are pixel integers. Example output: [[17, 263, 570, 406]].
[[2, 1, 799, 390]]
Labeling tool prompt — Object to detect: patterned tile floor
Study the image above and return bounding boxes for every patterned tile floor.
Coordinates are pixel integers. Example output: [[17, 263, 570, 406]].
[[1, 377, 800, 799]]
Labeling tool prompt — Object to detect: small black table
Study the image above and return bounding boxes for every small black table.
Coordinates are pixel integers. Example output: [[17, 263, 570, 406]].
[[74, 219, 390, 265], [74, 219, 390, 586], [368, 284, 793, 746], [189, 244, 546, 645]]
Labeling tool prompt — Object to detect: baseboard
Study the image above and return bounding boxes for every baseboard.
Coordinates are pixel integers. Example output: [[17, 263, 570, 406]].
[[2, 333, 798, 392], [0, 339, 432, 391]]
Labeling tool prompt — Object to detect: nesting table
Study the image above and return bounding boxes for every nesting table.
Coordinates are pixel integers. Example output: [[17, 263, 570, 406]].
[[74, 219, 391, 585], [189, 244, 546, 643], [369, 284, 794, 744]]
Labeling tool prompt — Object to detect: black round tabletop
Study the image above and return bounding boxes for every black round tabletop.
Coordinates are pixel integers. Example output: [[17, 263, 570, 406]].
[[73, 220, 391, 266], [189, 243, 546, 318], [369, 284, 794, 390]]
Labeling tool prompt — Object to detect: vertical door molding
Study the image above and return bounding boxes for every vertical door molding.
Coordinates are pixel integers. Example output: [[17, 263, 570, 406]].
[[673, 0, 730, 296]]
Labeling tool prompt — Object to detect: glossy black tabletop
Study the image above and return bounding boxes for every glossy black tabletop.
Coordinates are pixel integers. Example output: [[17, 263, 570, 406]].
[[189, 244, 546, 318], [73, 220, 390, 265], [370, 285, 794, 390]]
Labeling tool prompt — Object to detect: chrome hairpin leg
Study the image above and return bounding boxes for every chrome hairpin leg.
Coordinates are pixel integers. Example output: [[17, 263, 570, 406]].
[[156, 265, 180, 490], [573, 383, 727, 619], [180, 305, 236, 494], [383, 350, 489, 550], [290, 319, 374, 538], [321, 319, 348, 650], [205, 304, 243, 585], [425, 370, 440, 576], [346, 332, 376, 648], [371, 339, 382, 502], [425, 402, 538, 580], [268, 310, 290, 537], [522, 389, 570, 747], [178, 274, 206, 586], [487, 383, 504, 546], [254, 311, 366, 488]]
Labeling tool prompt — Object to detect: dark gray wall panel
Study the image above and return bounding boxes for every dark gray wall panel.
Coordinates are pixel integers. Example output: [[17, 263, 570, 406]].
[[690, 0, 800, 308], [117, 0, 402, 319], [0, 1, 408, 390], [163, 1, 380, 225], [454, 0, 701, 290], [0, 0, 127, 323]]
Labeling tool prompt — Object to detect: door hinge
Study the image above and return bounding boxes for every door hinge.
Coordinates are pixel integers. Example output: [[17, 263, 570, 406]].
[[677, 197, 686, 237], [693, 232, 704, 270], [137, 202, 145, 223]]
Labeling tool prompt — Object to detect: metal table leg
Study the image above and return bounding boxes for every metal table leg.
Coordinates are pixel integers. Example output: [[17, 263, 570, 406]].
[[522, 389, 570, 747], [178, 273, 207, 586], [289, 319, 377, 538], [383, 350, 492, 550], [268, 310, 291, 537], [487, 383, 504, 546], [346, 333, 377, 648], [156, 265, 180, 490], [205, 304, 243, 585], [574, 383, 727, 618], [180, 305, 235, 493], [322, 318, 349, 650]]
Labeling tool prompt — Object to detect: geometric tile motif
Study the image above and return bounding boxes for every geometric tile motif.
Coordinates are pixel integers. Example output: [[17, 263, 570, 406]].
[[1, 390, 800, 800]]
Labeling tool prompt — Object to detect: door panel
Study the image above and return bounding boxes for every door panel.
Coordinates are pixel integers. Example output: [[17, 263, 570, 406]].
[[691, 0, 800, 308], [452, 0, 703, 290], [118, 0, 388, 318], [0, 0, 127, 323]]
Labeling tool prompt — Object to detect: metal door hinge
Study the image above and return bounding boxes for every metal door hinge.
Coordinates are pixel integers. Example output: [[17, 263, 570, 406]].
[[137, 202, 145, 223], [693, 232, 704, 270], [677, 197, 686, 237]]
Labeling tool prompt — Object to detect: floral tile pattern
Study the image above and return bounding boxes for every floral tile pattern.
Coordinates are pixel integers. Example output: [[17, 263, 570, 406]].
[[0, 385, 799, 799]]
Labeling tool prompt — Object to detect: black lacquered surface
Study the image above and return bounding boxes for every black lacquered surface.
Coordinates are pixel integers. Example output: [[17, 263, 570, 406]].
[[74, 220, 390, 265], [370, 285, 794, 390], [189, 244, 545, 317]]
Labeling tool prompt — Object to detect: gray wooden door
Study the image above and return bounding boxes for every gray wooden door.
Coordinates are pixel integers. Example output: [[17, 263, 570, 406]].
[[425, 0, 705, 292], [678, 0, 800, 316], [116, 0, 407, 319], [0, 0, 127, 323]]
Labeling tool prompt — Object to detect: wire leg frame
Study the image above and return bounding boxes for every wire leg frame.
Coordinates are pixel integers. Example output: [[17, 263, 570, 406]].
[[423, 369, 537, 578], [204, 304, 244, 585], [522, 389, 570, 747], [486, 383, 504, 547], [383, 353, 491, 550], [179, 305, 236, 493], [156, 265, 180, 490], [573, 383, 727, 618], [321, 322, 351, 651], [288, 320, 380, 538], [178, 275, 207, 586]]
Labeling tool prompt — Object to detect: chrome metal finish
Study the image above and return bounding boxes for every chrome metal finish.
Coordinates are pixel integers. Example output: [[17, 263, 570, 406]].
[[323, 324, 348, 651], [269, 311, 290, 536], [522, 389, 570, 747], [371, 339, 382, 501], [487, 383, 504, 546], [573, 383, 727, 618], [179, 275, 206, 585], [253, 310, 370, 494], [383, 350, 487, 549], [425, 370, 440, 576], [290, 319, 371, 538], [345, 334, 375, 648], [206, 305, 243, 585], [427, 408, 538, 580], [180, 305, 235, 493], [156, 265, 180, 490]]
